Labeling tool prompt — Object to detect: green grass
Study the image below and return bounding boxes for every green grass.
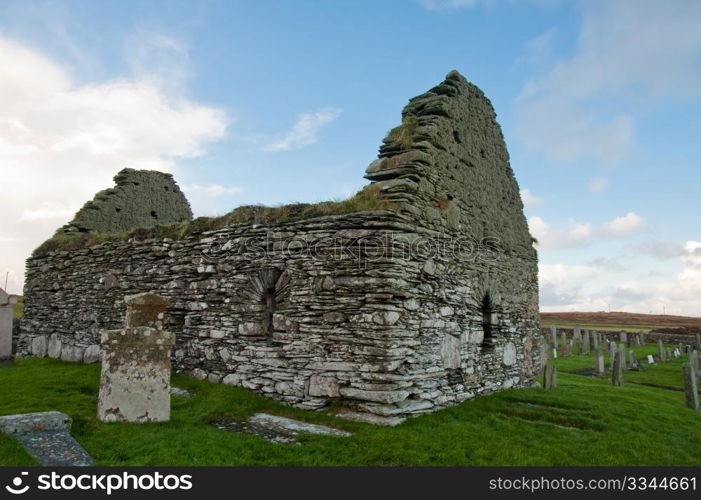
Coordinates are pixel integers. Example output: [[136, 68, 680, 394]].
[[33, 185, 395, 256], [13, 296, 23, 319], [386, 116, 419, 149], [1, 356, 699, 466], [539, 320, 658, 332]]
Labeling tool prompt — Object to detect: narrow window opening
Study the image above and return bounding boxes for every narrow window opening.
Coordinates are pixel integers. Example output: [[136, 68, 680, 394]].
[[481, 292, 494, 348], [150, 210, 158, 219], [262, 286, 276, 336]]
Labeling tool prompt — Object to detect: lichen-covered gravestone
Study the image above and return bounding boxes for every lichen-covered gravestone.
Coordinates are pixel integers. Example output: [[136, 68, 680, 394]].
[[97, 293, 175, 423], [0, 288, 18, 364], [682, 364, 699, 410]]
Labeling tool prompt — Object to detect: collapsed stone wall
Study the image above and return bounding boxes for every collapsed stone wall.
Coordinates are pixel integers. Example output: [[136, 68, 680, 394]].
[[20, 209, 540, 417], [21, 71, 540, 420], [63, 168, 193, 233]]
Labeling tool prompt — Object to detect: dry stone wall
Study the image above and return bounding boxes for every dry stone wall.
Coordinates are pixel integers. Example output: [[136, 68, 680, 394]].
[[20, 71, 540, 420]]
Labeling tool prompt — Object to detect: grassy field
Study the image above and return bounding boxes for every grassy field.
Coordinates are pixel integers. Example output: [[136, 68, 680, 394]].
[[13, 297, 23, 319], [1, 346, 699, 467], [539, 319, 658, 332]]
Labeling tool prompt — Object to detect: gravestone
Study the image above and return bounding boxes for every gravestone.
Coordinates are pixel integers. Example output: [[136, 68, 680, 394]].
[[612, 349, 624, 387], [682, 364, 699, 410], [544, 365, 557, 390], [582, 331, 590, 355], [0, 288, 19, 364], [592, 331, 599, 350], [595, 348, 605, 376], [658, 340, 665, 362], [620, 332, 627, 345], [690, 350, 699, 382], [551, 326, 558, 349], [562, 342, 571, 357], [560, 332, 567, 350], [609, 342, 616, 363], [0, 411, 93, 466], [647, 354, 655, 364], [696, 334, 701, 350], [97, 293, 175, 423], [573, 325, 581, 341], [552, 348, 558, 359], [619, 344, 627, 370], [628, 350, 639, 370]]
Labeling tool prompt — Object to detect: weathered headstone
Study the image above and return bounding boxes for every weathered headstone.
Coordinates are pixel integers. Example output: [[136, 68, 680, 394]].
[[582, 330, 590, 355], [628, 350, 639, 370], [620, 332, 627, 345], [552, 348, 557, 359], [612, 349, 624, 387], [658, 339, 665, 362], [97, 293, 175, 423], [609, 342, 616, 363], [573, 324, 581, 341], [0, 288, 19, 364], [592, 331, 599, 350], [544, 365, 557, 390], [539, 336, 548, 371], [682, 364, 699, 410], [560, 331, 567, 350], [562, 342, 571, 357], [696, 333, 701, 350], [690, 350, 699, 382], [0, 411, 94, 466], [647, 354, 655, 364], [595, 348, 605, 376], [551, 326, 558, 349], [619, 344, 627, 370]]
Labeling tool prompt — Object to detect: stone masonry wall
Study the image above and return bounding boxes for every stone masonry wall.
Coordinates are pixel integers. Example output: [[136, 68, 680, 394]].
[[21, 71, 540, 419], [20, 209, 539, 417]]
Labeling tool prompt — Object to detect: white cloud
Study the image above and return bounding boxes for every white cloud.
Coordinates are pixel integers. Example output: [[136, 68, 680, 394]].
[[588, 177, 609, 194], [183, 184, 244, 197], [600, 212, 646, 236], [625, 240, 686, 260], [520, 188, 543, 208], [516, 0, 701, 164], [265, 108, 342, 152], [540, 241, 701, 316], [0, 35, 228, 294], [182, 184, 245, 216], [529, 212, 646, 250]]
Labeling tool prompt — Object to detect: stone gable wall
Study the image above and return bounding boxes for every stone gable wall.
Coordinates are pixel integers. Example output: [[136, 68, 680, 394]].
[[20, 71, 540, 419]]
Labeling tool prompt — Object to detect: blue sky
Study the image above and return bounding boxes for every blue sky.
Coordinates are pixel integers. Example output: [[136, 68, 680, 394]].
[[1, 0, 700, 315]]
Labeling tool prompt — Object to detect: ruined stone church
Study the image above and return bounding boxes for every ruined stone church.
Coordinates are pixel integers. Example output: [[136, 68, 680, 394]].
[[20, 71, 541, 423]]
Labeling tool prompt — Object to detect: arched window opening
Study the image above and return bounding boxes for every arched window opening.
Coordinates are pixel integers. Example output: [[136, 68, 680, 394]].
[[262, 286, 276, 336], [481, 292, 494, 348]]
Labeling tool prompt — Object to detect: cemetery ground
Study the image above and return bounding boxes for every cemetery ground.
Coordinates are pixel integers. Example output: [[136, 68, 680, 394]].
[[1, 342, 699, 466]]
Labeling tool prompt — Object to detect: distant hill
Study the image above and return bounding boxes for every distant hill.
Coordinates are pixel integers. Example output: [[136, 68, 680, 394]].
[[540, 311, 701, 329]]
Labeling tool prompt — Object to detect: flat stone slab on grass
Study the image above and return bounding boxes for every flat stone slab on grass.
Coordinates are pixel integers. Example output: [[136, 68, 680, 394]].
[[170, 387, 193, 399], [0, 411, 94, 466], [211, 413, 351, 444]]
